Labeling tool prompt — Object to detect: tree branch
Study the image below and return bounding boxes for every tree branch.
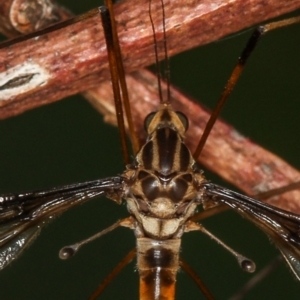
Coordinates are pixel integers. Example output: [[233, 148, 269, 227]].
[[0, 0, 300, 118], [0, 0, 300, 214]]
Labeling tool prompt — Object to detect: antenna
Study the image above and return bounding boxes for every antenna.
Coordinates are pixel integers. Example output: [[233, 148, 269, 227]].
[[149, 0, 171, 104], [99, 0, 140, 164]]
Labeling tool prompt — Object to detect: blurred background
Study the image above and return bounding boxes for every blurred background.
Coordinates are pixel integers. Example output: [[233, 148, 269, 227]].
[[0, 0, 300, 299]]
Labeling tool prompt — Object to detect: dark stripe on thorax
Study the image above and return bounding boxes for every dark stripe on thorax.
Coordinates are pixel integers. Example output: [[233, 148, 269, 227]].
[[157, 128, 178, 175], [179, 142, 191, 171], [142, 140, 154, 170]]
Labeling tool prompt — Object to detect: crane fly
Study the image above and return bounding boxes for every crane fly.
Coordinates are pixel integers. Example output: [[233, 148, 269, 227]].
[[0, 0, 300, 300]]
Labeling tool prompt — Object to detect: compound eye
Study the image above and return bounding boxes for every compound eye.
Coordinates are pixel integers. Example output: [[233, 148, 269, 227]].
[[144, 112, 156, 131], [175, 111, 189, 131]]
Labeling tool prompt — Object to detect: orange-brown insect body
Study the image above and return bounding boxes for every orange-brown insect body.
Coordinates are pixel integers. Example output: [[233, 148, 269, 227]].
[[117, 104, 206, 299]]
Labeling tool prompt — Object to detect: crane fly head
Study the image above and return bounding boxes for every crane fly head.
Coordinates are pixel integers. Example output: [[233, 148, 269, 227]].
[[144, 104, 188, 136]]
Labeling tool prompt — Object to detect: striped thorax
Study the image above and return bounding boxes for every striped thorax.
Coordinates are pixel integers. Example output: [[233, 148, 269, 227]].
[[123, 103, 206, 239]]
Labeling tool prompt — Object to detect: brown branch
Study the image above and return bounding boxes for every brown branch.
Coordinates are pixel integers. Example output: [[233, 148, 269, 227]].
[[0, 0, 300, 118], [0, 0, 300, 214]]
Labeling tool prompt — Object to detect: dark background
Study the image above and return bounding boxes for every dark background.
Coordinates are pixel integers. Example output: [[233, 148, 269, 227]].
[[0, 1, 300, 299]]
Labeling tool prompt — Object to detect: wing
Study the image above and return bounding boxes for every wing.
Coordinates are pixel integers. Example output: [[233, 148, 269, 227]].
[[0, 176, 124, 270], [202, 182, 300, 280]]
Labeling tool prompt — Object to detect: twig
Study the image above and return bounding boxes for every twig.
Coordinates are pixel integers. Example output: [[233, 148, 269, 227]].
[[0, 0, 300, 117]]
